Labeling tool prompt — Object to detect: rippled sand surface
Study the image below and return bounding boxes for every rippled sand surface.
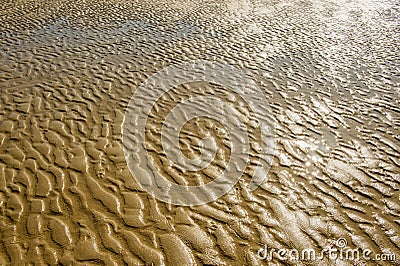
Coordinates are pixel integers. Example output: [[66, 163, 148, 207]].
[[1, 0, 399, 265]]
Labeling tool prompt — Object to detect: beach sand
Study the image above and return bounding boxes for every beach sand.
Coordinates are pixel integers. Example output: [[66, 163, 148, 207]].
[[0, 0, 399, 264]]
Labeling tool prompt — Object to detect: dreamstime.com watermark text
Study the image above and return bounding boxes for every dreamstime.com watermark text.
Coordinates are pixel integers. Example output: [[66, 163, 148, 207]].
[[257, 238, 397, 263]]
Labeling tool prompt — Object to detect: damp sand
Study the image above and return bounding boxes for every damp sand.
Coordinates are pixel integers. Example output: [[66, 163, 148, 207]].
[[0, 0, 399, 264]]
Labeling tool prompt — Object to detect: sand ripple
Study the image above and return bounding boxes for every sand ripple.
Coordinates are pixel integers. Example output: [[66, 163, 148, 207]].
[[0, 0, 399, 265]]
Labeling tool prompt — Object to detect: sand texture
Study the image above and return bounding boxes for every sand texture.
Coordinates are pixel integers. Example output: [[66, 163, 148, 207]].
[[0, 0, 399, 265]]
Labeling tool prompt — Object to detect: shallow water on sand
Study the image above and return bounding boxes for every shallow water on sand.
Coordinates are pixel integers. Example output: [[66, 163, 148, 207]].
[[0, 0, 399, 265]]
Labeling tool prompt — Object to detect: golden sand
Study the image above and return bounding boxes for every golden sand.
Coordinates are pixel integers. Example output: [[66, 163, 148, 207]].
[[0, 0, 399, 264]]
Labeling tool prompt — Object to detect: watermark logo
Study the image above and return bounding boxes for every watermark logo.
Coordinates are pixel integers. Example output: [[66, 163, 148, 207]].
[[122, 60, 276, 206], [257, 238, 397, 263]]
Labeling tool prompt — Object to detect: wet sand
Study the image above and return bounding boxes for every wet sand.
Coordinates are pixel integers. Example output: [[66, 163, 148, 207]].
[[0, 0, 399, 265]]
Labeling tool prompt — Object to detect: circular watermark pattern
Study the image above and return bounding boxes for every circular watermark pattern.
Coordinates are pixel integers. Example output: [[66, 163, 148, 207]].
[[336, 238, 347, 249], [123, 60, 276, 206]]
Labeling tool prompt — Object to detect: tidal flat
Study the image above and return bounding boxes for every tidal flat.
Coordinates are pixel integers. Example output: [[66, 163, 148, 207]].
[[0, 0, 399, 265]]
